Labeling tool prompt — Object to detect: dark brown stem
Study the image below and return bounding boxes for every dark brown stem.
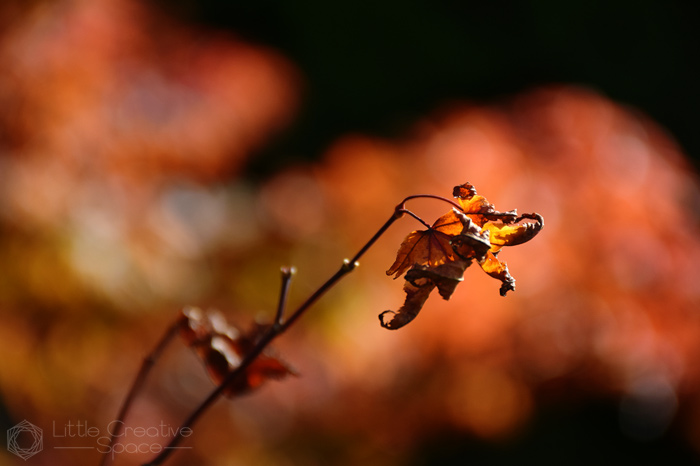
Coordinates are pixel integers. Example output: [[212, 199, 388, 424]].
[[141, 209, 405, 466], [99, 318, 183, 466], [274, 267, 296, 325], [398, 209, 431, 229], [139, 193, 453, 466], [142, 329, 277, 465], [399, 194, 463, 212], [280, 208, 404, 331]]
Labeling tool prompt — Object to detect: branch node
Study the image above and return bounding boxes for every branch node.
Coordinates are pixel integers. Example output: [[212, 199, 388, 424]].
[[341, 258, 359, 272], [393, 205, 406, 219]]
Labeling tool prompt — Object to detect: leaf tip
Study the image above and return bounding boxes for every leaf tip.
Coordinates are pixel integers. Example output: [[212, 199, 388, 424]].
[[453, 182, 477, 199], [378, 310, 400, 330]]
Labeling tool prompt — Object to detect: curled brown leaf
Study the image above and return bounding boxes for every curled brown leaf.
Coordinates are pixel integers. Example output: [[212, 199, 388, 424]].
[[379, 277, 435, 330], [481, 213, 544, 252], [478, 251, 515, 296]]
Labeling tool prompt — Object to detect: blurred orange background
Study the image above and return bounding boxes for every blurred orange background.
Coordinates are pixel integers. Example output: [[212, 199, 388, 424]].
[[1, 1, 700, 465]]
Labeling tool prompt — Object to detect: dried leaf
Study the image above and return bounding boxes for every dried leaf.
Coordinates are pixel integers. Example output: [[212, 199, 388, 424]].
[[386, 207, 481, 280], [379, 277, 435, 329], [478, 251, 515, 296], [449, 210, 492, 262], [430, 209, 466, 235], [452, 182, 497, 226], [180, 307, 239, 350], [453, 182, 519, 226], [406, 259, 470, 300], [223, 353, 295, 395], [179, 308, 295, 396], [386, 225, 454, 279], [380, 211, 482, 329], [382, 183, 543, 329], [382, 256, 476, 330], [481, 213, 544, 252]]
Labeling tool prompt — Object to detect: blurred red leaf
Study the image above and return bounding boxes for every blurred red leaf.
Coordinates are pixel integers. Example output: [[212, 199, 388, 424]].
[[179, 307, 295, 396]]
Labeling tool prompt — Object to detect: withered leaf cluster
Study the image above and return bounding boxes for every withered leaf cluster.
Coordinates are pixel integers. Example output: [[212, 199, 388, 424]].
[[380, 183, 543, 330], [179, 307, 295, 395]]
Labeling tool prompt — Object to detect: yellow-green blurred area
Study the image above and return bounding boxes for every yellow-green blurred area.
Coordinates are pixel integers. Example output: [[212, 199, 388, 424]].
[[2, 0, 700, 465]]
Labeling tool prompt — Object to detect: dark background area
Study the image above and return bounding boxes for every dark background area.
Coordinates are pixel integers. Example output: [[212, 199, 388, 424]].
[[150, 0, 700, 177]]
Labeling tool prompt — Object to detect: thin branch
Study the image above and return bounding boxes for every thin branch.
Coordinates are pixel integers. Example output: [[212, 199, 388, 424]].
[[140, 193, 460, 466], [399, 194, 463, 212], [274, 267, 296, 325], [280, 260, 354, 331], [99, 318, 183, 466], [398, 208, 431, 229], [142, 330, 277, 466], [142, 207, 407, 466]]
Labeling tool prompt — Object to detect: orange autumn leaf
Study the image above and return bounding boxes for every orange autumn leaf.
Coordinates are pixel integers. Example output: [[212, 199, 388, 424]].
[[453, 182, 518, 226], [481, 213, 545, 252], [478, 250, 515, 296], [385, 214, 459, 279], [381, 209, 488, 329], [381, 183, 543, 329], [453, 183, 497, 225], [430, 209, 467, 235]]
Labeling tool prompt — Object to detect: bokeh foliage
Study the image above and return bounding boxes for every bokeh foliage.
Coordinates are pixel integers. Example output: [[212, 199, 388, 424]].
[[1, 1, 700, 465]]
